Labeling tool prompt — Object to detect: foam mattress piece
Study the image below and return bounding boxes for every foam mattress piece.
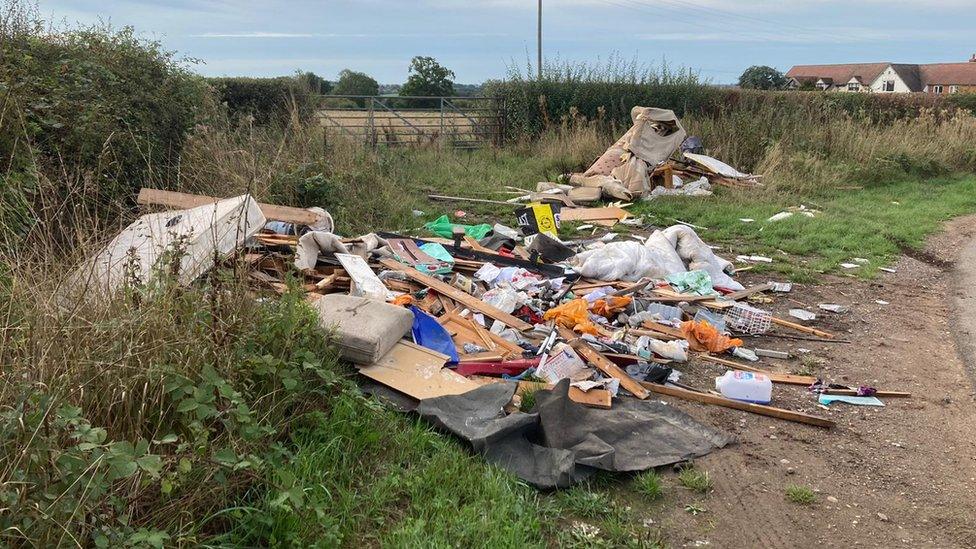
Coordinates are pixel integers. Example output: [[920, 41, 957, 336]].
[[313, 294, 413, 364]]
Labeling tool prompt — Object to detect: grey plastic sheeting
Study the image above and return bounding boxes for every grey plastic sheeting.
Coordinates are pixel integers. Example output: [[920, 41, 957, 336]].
[[417, 379, 730, 489]]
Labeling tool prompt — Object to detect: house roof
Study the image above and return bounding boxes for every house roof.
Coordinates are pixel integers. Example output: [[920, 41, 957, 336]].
[[918, 63, 976, 86], [786, 63, 889, 87], [889, 64, 921, 91]]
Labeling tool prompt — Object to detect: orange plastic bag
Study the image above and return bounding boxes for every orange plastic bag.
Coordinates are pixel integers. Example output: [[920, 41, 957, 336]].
[[392, 294, 416, 306], [680, 320, 743, 353], [543, 298, 599, 335], [590, 295, 632, 318]]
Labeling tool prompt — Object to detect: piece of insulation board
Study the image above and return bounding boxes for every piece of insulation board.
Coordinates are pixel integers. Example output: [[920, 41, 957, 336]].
[[358, 341, 480, 401]]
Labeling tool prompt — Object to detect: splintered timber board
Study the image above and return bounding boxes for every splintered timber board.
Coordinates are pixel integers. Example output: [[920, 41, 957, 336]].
[[379, 258, 533, 331], [358, 340, 480, 401]]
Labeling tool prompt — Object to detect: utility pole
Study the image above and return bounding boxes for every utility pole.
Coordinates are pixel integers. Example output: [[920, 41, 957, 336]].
[[537, 0, 542, 80]]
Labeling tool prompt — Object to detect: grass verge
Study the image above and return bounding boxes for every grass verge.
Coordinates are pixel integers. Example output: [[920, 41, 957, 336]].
[[633, 175, 976, 281]]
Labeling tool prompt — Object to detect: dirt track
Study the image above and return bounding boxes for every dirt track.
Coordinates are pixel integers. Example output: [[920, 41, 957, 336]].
[[630, 216, 976, 548]]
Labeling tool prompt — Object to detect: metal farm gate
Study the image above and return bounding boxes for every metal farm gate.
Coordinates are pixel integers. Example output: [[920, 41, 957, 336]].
[[317, 95, 505, 150]]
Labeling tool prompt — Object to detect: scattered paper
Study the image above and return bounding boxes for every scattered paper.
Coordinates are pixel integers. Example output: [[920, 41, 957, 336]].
[[771, 282, 792, 293], [879, 267, 897, 274], [840, 263, 859, 269], [536, 345, 587, 384], [818, 303, 848, 314], [739, 218, 755, 223], [875, 300, 889, 305]]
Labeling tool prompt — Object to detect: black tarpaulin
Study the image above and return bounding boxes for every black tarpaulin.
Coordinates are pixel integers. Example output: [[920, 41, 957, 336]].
[[417, 379, 730, 489]]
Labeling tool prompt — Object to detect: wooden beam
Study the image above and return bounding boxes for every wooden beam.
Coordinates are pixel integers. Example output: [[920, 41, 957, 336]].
[[696, 354, 816, 386], [379, 258, 533, 331], [557, 326, 650, 399], [639, 381, 835, 428], [771, 316, 834, 339], [137, 188, 321, 225]]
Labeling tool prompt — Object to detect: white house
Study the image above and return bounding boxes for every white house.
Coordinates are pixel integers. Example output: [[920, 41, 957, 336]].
[[785, 56, 976, 94]]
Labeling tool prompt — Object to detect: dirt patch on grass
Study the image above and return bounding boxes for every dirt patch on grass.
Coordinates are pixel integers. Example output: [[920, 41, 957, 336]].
[[623, 215, 976, 548]]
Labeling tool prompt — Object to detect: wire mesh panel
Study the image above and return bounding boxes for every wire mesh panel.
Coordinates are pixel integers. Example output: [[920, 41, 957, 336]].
[[317, 95, 506, 150], [724, 303, 772, 335]]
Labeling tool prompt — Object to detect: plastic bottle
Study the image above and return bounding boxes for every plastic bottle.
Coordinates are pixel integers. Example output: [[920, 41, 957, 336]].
[[715, 370, 772, 404]]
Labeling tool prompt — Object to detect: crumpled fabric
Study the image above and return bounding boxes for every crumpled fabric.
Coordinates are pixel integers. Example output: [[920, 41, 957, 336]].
[[543, 298, 599, 335], [666, 269, 714, 296], [680, 320, 743, 353], [295, 231, 349, 270], [591, 296, 632, 318]]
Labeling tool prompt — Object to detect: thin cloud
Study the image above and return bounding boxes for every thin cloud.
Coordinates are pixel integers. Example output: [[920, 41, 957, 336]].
[[192, 31, 507, 39], [638, 27, 972, 43]]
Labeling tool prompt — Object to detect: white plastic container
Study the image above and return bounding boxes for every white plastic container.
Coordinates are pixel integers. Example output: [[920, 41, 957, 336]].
[[715, 370, 772, 404]]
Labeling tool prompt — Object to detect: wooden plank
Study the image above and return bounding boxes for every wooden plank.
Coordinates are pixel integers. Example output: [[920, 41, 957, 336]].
[[696, 354, 816, 386], [721, 282, 775, 302], [557, 326, 650, 399], [358, 340, 480, 400], [641, 321, 685, 339], [561, 207, 630, 222], [771, 317, 835, 339], [379, 258, 533, 331], [458, 352, 504, 363], [137, 188, 320, 225], [517, 381, 613, 409], [463, 235, 495, 254], [639, 381, 835, 428]]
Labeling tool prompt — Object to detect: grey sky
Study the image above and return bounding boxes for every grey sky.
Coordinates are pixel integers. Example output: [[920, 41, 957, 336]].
[[37, 0, 976, 84]]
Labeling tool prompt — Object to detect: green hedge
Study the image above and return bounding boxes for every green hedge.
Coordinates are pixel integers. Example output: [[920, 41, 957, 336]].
[[208, 76, 322, 125], [485, 79, 976, 137], [0, 22, 210, 243]]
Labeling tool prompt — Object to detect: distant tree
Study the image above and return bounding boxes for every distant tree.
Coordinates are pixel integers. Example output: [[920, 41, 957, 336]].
[[400, 56, 456, 98], [296, 71, 331, 94], [332, 69, 379, 96], [738, 65, 788, 90]]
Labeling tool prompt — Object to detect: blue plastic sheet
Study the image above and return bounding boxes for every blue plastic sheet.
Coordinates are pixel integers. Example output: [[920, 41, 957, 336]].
[[409, 305, 459, 364], [818, 394, 885, 407]]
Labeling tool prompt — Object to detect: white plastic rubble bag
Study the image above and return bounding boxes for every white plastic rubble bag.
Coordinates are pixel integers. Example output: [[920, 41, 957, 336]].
[[661, 225, 744, 291], [78, 194, 266, 295], [715, 370, 772, 404], [643, 230, 687, 275], [571, 241, 674, 282]]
